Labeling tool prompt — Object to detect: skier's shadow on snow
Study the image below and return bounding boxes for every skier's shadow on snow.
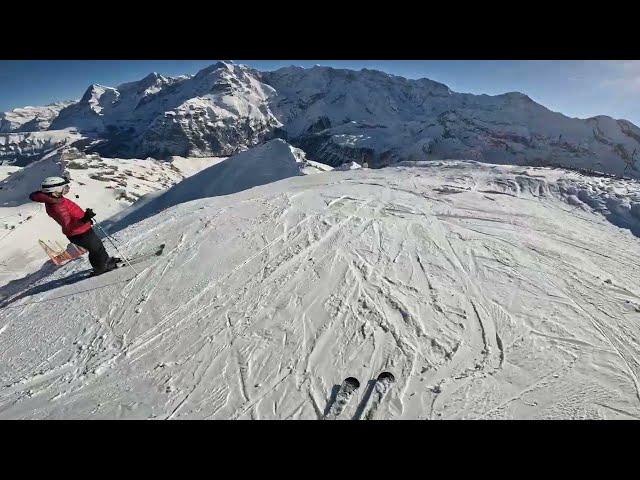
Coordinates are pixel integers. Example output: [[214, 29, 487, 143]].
[[323, 379, 377, 419], [323, 384, 342, 417], [352, 379, 377, 420], [0, 270, 91, 308]]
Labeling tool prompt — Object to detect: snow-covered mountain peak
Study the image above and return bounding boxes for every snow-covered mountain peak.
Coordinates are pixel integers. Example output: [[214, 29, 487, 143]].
[[0, 102, 75, 133], [194, 61, 241, 79], [80, 84, 118, 106], [4, 62, 640, 178], [116, 72, 170, 95]]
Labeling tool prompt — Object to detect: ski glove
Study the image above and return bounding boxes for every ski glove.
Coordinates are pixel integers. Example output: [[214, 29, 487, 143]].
[[82, 208, 96, 224]]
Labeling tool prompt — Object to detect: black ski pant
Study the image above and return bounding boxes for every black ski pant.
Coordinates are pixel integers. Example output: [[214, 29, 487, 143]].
[[67, 228, 109, 273]]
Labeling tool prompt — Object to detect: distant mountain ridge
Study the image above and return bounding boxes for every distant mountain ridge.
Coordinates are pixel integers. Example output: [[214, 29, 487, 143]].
[[1, 61, 639, 178]]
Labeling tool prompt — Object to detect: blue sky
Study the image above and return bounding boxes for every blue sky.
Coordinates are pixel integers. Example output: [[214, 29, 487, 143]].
[[1, 60, 639, 126]]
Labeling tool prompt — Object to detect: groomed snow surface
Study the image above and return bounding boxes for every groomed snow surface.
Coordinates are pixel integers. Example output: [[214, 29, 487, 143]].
[[1, 159, 639, 419]]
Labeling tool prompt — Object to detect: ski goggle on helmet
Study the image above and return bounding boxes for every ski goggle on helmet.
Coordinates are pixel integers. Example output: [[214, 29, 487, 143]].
[[41, 176, 70, 194]]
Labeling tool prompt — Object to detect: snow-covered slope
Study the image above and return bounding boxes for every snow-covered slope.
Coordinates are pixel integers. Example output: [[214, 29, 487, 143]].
[[105, 139, 331, 231], [1, 161, 639, 419], [3, 62, 640, 178], [0, 148, 223, 285]]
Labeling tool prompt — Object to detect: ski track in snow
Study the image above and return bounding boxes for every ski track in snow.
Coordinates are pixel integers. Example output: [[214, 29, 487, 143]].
[[1, 162, 640, 419]]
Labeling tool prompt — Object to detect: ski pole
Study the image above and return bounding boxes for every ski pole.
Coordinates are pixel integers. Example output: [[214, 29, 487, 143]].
[[93, 222, 139, 276], [93, 219, 123, 246]]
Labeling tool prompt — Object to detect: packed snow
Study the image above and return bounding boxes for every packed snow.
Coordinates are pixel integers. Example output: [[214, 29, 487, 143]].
[[1, 159, 639, 419], [1, 61, 639, 420]]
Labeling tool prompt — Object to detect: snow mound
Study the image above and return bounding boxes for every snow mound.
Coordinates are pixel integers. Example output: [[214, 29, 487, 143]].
[[556, 178, 640, 237], [335, 161, 363, 171], [1, 161, 639, 419], [105, 139, 331, 231], [398, 160, 640, 237]]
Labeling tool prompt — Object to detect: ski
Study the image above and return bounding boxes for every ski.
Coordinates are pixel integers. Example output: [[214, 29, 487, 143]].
[[324, 377, 360, 419], [74, 244, 165, 279], [116, 243, 165, 267], [360, 372, 395, 420], [87, 244, 165, 277]]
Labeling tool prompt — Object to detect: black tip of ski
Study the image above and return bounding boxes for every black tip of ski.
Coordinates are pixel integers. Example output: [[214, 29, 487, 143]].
[[345, 377, 360, 389], [377, 372, 395, 382]]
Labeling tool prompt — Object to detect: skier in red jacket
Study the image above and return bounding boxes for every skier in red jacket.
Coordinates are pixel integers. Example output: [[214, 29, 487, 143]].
[[29, 176, 119, 275]]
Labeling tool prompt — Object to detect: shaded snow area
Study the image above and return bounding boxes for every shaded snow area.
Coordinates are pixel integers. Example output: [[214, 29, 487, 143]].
[[0, 149, 222, 285], [104, 139, 331, 232], [1, 160, 639, 419]]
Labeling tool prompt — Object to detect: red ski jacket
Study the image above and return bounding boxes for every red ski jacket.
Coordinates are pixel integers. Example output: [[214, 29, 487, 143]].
[[29, 191, 92, 237]]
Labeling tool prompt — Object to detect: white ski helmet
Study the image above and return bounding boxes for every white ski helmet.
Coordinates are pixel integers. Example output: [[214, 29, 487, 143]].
[[41, 176, 70, 194]]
